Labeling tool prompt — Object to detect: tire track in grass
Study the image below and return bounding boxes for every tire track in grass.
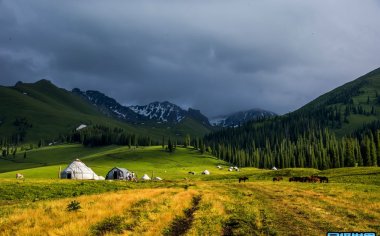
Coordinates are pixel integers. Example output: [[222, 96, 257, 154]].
[[185, 188, 227, 235], [142, 189, 198, 236], [163, 194, 202, 236]]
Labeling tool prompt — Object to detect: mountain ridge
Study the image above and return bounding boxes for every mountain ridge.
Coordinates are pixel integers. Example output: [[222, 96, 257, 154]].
[[211, 108, 277, 127], [72, 88, 212, 126]]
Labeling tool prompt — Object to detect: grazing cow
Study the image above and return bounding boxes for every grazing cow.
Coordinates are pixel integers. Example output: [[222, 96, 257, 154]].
[[188, 171, 195, 175], [273, 176, 283, 181], [239, 176, 248, 183], [16, 173, 24, 179]]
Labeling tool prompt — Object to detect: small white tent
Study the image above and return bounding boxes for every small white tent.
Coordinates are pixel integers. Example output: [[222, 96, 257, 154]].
[[60, 159, 101, 180], [141, 174, 151, 180], [272, 166, 278, 170], [153, 177, 162, 181], [202, 170, 210, 175], [106, 167, 131, 180]]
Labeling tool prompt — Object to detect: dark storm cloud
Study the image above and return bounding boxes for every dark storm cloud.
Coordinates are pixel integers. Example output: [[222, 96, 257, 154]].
[[1, 0, 380, 117]]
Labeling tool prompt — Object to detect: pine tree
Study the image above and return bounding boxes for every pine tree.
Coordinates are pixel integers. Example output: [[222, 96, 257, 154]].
[[12, 148, 17, 158], [168, 138, 173, 153]]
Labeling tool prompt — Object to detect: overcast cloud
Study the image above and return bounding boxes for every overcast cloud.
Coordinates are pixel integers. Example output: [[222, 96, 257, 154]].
[[1, 0, 380, 117]]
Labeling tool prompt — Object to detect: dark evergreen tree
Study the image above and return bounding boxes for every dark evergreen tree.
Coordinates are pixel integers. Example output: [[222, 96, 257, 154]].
[[168, 138, 174, 153]]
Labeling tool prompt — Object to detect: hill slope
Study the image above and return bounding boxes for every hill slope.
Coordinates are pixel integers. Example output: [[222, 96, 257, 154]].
[[0, 80, 141, 143], [294, 67, 380, 135]]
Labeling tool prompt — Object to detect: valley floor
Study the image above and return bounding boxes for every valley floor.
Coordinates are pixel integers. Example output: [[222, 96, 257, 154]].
[[0, 179, 379, 236], [0, 145, 379, 235]]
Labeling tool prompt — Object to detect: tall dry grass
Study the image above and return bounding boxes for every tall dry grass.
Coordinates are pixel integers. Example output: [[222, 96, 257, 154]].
[[0, 188, 182, 236]]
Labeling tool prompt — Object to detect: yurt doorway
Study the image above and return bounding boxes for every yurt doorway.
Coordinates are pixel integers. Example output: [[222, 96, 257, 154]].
[[67, 173, 72, 179], [113, 171, 118, 179]]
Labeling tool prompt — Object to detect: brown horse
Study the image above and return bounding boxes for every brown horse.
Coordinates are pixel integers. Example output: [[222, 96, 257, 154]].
[[239, 176, 248, 183], [310, 176, 320, 183], [273, 176, 283, 181], [289, 176, 302, 182], [318, 176, 329, 183]]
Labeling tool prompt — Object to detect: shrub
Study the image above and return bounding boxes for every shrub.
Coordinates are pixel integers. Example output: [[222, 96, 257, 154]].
[[90, 216, 125, 236], [66, 200, 81, 212]]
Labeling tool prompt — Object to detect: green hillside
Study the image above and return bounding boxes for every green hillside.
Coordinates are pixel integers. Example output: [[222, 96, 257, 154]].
[[0, 80, 211, 143], [296, 67, 380, 136], [0, 145, 229, 179], [0, 80, 140, 142]]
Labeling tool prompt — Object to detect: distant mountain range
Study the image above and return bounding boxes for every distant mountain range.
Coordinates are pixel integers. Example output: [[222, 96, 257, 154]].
[[210, 109, 277, 127], [0, 80, 273, 142], [72, 89, 212, 126], [72, 88, 270, 128]]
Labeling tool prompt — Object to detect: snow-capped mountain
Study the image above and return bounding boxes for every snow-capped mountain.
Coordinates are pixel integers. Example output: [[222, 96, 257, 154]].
[[211, 109, 277, 127], [130, 101, 187, 123], [72, 88, 211, 125], [72, 88, 143, 122]]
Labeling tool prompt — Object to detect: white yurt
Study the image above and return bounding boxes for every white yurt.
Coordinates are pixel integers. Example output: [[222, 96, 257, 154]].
[[153, 177, 162, 181], [141, 174, 151, 181], [60, 159, 101, 180], [202, 170, 210, 175]]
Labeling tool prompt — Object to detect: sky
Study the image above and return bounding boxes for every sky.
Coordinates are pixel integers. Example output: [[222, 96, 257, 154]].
[[1, 1, 380, 117]]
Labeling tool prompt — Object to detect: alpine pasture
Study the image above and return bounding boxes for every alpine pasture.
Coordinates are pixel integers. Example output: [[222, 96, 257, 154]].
[[0, 145, 379, 235]]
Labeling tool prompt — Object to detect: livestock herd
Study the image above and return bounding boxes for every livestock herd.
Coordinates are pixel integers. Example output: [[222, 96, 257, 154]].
[[288, 176, 329, 183], [238, 175, 329, 183]]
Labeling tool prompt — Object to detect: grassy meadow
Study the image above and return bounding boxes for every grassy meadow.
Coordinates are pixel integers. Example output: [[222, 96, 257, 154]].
[[0, 145, 379, 235]]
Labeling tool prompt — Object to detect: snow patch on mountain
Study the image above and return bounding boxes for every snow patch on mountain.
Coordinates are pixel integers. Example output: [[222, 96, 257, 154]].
[[76, 124, 87, 131], [129, 102, 186, 123]]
